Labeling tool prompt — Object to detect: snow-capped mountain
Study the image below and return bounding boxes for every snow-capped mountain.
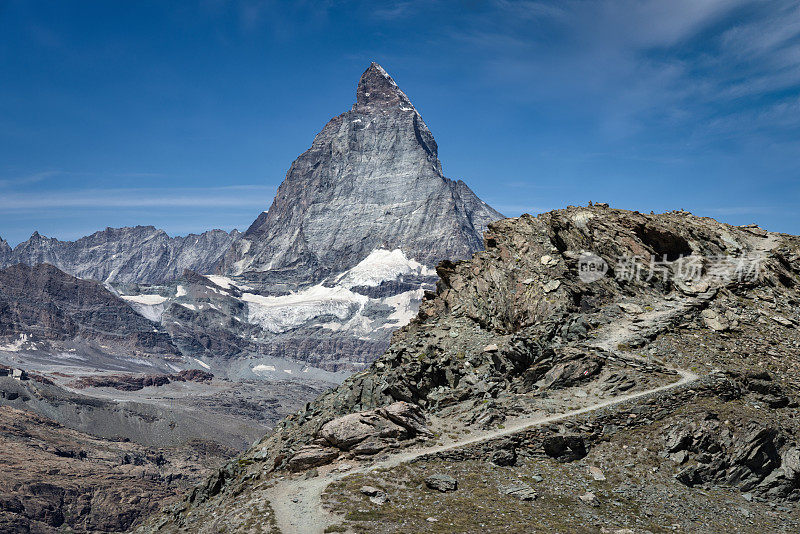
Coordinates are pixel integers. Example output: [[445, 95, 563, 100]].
[[218, 62, 502, 284]]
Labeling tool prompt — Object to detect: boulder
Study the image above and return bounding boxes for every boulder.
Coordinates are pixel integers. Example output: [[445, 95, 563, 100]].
[[425, 474, 458, 492], [502, 482, 537, 501], [317, 401, 431, 454], [360, 485, 388, 505], [543, 435, 587, 462], [491, 448, 517, 467], [286, 447, 339, 472]]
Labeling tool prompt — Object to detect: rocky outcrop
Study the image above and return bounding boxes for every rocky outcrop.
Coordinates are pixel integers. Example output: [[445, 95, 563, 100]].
[[285, 401, 432, 471], [1, 226, 239, 284], [667, 415, 800, 501], [71, 370, 214, 391], [219, 63, 502, 284], [0, 263, 178, 355]]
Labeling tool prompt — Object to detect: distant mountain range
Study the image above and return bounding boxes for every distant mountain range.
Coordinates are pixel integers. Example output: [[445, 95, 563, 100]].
[[0, 226, 239, 285]]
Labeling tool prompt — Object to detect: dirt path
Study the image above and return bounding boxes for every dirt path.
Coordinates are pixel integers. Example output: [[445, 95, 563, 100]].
[[266, 368, 699, 534]]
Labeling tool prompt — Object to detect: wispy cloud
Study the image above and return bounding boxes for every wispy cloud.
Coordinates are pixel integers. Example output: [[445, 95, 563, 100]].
[[442, 0, 800, 145], [0, 170, 60, 188], [0, 185, 276, 212]]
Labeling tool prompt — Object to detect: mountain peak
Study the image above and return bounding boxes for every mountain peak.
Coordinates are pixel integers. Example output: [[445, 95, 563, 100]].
[[355, 62, 412, 111]]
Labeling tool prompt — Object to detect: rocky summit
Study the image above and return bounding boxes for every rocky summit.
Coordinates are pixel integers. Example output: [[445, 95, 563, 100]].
[[219, 62, 502, 284], [144, 205, 800, 533]]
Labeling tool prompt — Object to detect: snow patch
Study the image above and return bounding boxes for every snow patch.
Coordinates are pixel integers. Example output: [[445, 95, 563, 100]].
[[381, 288, 425, 327], [120, 295, 167, 322], [336, 249, 435, 289], [193, 358, 211, 370], [242, 284, 368, 334], [121, 294, 168, 305], [204, 275, 237, 289], [0, 334, 29, 352], [252, 364, 276, 373], [176, 285, 187, 297]]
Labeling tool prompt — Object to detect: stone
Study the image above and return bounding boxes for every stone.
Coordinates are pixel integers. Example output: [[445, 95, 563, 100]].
[[588, 466, 606, 481], [317, 401, 431, 452], [502, 482, 537, 501], [286, 447, 339, 472], [664, 426, 692, 453], [579, 491, 597, 505], [619, 302, 644, 314], [669, 450, 689, 464], [359, 486, 388, 505], [771, 316, 794, 327], [543, 280, 562, 293], [543, 435, 587, 462], [701, 309, 730, 332], [782, 448, 800, 480], [425, 474, 458, 492], [491, 449, 517, 467], [483, 344, 499, 353]]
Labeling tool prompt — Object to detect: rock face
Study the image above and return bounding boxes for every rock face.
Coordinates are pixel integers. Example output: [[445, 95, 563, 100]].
[[219, 63, 502, 283], [1, 226, 239, 284], [0, 263, 178, 355]]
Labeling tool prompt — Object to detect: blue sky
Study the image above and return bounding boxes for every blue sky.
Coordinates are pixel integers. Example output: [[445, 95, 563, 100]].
[[1, 0, 799, 245]]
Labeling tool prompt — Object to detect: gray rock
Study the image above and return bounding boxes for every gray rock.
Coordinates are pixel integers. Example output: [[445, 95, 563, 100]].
[[286, 446, 339, 472], [543, 435, 588, 462], [669, 450, 689, 464], [491, 449, 517, 467], [588, 466, 606, 481], [317, 401, 430, 453], [502, 482, 537, 501], [359, 485, 388, 504], [425, 474, 458, 492]]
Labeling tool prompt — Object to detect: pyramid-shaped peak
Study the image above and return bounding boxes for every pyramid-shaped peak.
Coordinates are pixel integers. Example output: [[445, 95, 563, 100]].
[[355, 62, 413, 111]]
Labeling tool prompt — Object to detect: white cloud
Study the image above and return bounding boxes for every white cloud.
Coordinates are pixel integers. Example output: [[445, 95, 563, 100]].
[[0, 185, 276, 212]]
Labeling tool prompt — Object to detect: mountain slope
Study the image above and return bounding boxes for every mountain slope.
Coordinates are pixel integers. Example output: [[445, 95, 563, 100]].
[[219, 63, 502, 283], [0, 405, 225, 533], [0, 263, 178, 355], [2, 226, 239, 284], [144, 205, 800, 533]]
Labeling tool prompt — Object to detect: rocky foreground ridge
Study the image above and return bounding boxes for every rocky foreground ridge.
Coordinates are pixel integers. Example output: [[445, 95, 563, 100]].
[[144, 205, 800, 533]]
